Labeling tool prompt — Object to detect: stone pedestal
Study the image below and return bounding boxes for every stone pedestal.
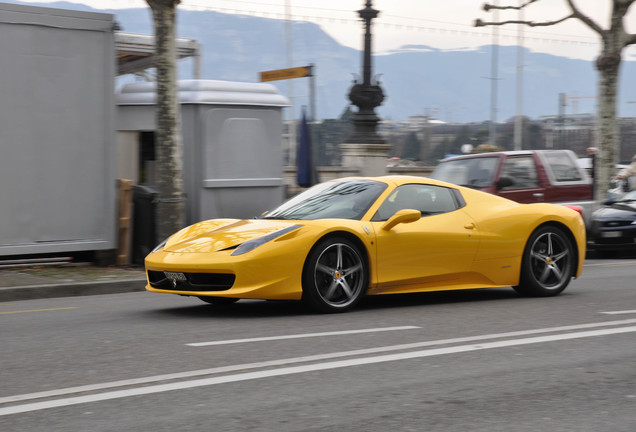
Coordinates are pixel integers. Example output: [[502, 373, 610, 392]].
[[340, 142, 391, 177]]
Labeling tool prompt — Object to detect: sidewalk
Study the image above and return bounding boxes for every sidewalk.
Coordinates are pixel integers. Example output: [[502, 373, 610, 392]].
[[0, 264, 147, 302]]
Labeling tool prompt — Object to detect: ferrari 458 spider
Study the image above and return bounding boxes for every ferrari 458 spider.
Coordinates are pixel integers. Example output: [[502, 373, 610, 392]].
[[145, 176, 586, 313]]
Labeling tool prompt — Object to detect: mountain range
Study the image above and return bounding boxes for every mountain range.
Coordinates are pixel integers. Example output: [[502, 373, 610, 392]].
[[6, 0, 636, 123]]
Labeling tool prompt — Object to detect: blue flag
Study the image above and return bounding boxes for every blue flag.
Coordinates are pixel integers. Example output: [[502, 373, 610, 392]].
[[296, 110, 318, 188]]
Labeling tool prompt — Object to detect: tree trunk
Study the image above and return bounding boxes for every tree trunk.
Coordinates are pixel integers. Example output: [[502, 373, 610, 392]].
[[147, 0, 185, 241], [595, 51, 621, 203], [593, 0, 629, 203]]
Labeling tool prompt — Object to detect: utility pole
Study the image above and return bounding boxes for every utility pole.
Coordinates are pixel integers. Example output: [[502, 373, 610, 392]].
[[489, 0, 499, 148], [308, 64, 316, 122], [513, 0, 524, 150], [285, 0, 296, 166]]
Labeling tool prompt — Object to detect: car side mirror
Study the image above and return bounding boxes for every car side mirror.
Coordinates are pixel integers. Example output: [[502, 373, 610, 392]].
[[381, 209, 421, 231], [496, 176, 514, 190]]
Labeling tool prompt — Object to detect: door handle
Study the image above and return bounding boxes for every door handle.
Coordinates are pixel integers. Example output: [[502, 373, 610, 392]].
[[464, 222, 476, 230], [532, 193, 544, 198]]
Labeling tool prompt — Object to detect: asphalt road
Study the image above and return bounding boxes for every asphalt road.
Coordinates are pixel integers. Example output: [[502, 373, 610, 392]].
[[1, 257, 635, 431]]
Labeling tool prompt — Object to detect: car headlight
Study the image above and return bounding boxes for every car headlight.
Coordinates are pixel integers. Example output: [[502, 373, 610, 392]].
[[231, 225, 302, 256]]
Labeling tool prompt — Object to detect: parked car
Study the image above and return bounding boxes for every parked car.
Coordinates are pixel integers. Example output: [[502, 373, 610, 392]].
[[430, 150, 593, 225], [588, 190, 636, 253], [145, 176, 586, 313]]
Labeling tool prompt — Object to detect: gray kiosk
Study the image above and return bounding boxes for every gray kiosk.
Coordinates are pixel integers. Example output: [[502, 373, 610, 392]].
[[0, 4, 116, 257], [116, 79, 290, 225]]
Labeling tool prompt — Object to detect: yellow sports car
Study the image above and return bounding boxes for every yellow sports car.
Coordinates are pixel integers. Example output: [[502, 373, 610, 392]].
[[145, 176, 585, 313]]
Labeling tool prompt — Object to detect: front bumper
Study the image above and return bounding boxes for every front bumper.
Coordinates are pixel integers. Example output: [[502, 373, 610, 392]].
[[144, 248, 307, 300], [588, 223, 636, 251], [147, 270, 235, 291]]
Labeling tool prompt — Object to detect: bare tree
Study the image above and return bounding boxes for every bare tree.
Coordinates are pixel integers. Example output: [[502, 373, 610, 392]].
[[146, 0, 185, 240], [476, 0, 636, 201]]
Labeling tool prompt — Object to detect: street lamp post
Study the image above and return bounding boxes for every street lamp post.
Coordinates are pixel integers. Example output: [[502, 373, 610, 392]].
[[345, 0, 385, 145]]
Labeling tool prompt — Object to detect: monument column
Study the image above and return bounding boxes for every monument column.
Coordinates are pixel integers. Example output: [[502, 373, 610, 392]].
[[340, 0, 390, 176]]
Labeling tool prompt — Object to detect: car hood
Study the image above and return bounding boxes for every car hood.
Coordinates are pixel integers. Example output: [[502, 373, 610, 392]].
[[594, 203, 636, 219], [163, 219, 303, 253]]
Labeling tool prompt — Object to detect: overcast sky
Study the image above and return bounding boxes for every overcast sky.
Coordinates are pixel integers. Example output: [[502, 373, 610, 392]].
[[20, 0, 636, 61]]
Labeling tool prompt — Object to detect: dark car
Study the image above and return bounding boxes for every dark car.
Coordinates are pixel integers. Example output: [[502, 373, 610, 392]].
[[589, 190, 636, 254]]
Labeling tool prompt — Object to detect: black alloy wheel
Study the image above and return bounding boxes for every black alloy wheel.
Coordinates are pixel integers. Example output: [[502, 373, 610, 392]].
[[514, 225, 575, 297], [302, 237, 368, 313]]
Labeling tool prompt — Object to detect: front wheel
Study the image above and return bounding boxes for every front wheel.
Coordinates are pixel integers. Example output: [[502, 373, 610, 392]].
[[302, 237, 368, 313], [514, 226, 575, 297]]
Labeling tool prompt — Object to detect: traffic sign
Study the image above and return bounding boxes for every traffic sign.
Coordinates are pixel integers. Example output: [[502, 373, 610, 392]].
[[260, 66, 312, 82]]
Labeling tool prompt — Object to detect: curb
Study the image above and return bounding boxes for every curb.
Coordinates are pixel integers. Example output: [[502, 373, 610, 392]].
[[0, 278, 148, 302]]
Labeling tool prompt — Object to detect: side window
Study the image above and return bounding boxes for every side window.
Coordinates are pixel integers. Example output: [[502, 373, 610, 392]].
[[542, 151, 584, 182], [500, 157, 539, 189], [372, 184, 458, 221]]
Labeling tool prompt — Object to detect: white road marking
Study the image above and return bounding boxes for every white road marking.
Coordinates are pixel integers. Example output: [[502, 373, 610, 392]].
[[585, 261, 636, 267], [186, 326, 421, 346], [3, 318, 636, 407], [600, 310, 636, 315], [2, 323, 636, 417], [0, 307, 77, 315]]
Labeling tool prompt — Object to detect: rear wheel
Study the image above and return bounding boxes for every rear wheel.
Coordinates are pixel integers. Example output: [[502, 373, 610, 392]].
[[197, 296, 239, 305], [514, 226, 575, 297], [302, 237, 368, 313]]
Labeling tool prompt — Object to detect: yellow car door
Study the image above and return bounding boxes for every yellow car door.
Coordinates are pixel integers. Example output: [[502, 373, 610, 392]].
[[368, 184, 480, 294]]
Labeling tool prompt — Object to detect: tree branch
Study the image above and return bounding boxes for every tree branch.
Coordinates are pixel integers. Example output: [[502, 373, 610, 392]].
[[482, 0, 539, 12], [565, 0, 603, 35], [478, 0, 605, 35], [475, 14, 574, 28], [625, 33, 636, 47]]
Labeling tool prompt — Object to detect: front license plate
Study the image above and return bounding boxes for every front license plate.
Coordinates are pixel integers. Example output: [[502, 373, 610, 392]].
[[601, 231, 622, 238], [164, 271, 187, 281]]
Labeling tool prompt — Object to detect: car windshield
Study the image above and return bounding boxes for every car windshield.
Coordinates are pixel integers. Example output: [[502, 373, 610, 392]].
[[262, 180, 387, 220], [430, 156, 499, 188]]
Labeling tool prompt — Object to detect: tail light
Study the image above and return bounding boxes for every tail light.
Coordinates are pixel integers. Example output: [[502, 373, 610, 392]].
[[564, 205, 583, 217]]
